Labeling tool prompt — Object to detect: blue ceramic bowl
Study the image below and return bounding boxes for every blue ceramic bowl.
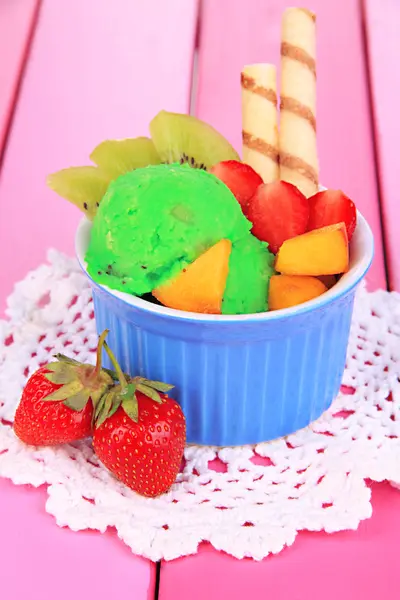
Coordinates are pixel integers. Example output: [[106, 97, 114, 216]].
[[76, 212, 373, 446]]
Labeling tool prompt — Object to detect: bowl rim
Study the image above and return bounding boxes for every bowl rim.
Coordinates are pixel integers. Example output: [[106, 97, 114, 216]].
[[75, 209, 374, 323]]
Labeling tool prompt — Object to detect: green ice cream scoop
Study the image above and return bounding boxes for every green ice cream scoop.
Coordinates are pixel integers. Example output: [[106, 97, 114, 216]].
[[223, 235, 275, 315], [86, 163, 275, 313]]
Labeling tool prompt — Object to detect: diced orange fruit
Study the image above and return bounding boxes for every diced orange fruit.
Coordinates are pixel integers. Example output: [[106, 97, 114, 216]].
[[317, 275, 337, 289], [153, 239, 232, 314], [275, 223, 349, 276], [269, 275, 328, 310]]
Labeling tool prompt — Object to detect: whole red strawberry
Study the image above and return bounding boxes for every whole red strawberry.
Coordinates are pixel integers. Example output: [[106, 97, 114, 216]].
[[93, 343, 186, 497], [14, 331, 113, 446]]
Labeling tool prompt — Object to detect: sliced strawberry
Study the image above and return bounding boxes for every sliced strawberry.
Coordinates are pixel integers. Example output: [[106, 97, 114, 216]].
[[209, 160, 263, 213], [308, 190, 357, 241], [246, 181, 310, 254]]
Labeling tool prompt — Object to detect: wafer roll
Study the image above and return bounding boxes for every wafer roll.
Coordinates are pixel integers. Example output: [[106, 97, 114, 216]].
[[241, 64, 279, 183], [279, 8, 319, 197]]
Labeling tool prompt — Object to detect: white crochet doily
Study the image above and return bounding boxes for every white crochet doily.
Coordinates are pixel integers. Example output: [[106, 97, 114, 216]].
[[0, 250, 399, 561]]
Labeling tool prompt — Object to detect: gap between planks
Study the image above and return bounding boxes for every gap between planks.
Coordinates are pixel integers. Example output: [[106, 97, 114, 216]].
[[189, 0, 202, 115], [359, 0, 390, 290], [154, 561, 161, 600]]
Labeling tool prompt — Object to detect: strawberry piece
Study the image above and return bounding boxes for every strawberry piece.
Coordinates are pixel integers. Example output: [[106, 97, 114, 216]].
[[246, 181, 310, 253], [308, 190, 357, 241], [93, 342, 186, 498], [209, 160, 263, 213], [14, 331, 113, 446]]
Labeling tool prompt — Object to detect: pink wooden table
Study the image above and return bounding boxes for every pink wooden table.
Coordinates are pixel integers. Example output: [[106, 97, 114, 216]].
[[1, 1, 399, 598]]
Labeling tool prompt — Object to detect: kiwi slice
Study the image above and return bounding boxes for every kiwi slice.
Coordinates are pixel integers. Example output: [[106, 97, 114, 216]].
[[47, 166, 111, 220], [149, 110, 240, 169], [90, 137, 161, 178]]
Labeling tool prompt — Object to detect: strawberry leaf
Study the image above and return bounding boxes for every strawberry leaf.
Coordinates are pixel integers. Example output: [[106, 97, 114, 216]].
[[95, 394, 106, 421], [64, 391, 90, 411], [96, 391, 114, 428], [108, 392, 122, 420], [122, 394, 139, 423], [44, 332, 114, 415], [45, 372, 73, 385], [89, 370, 114, 405], [53, 354, 81, 366], [45, 362, 66, 372], [136, 383, 162, 404], [139, 379, 174, 393], [43, 380, 84, 401], [44, 363, 75, 385], [120, 381, 136, 396]]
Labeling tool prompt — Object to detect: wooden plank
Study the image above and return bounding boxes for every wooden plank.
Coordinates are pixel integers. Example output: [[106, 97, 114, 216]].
[[0, 0, 40, 158], [0, 0, 198, 314], [0, 1, 197, 598], [363, 0, 399, 290], [160, 483, 400, 600], [160, 0, 394, 595], [195, 0, 386, 291], [0, 479, 156, 600]]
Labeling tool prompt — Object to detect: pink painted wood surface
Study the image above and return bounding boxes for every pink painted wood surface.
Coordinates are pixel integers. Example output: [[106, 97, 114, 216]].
[[0, 0, 40, 156], [160, 1, 396, 596], [195, 0, 386, 291], [0, 2, 396, 598], [160, 482, 400, 600], [363, 0, 399, 290], [0, 480, 155, 600], [0, 1, 197, 598], [0, 0, 198, 315]]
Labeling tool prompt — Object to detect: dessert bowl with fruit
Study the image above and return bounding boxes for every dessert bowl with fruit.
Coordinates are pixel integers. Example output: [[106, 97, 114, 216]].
[[49, 9, 374, 446]]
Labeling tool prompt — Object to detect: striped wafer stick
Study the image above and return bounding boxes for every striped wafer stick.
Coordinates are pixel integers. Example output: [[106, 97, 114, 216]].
[[241, 64, 279, 183], [279, 8, 319, 197]]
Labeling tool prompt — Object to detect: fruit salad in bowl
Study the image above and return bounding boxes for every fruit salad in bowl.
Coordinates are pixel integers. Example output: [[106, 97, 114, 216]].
[[47, 7, 373, 446]]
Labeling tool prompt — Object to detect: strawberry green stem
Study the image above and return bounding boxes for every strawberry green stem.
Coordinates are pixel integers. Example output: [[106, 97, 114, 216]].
[[103, 341, 128, 390], [92, 329, 109, 378]]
